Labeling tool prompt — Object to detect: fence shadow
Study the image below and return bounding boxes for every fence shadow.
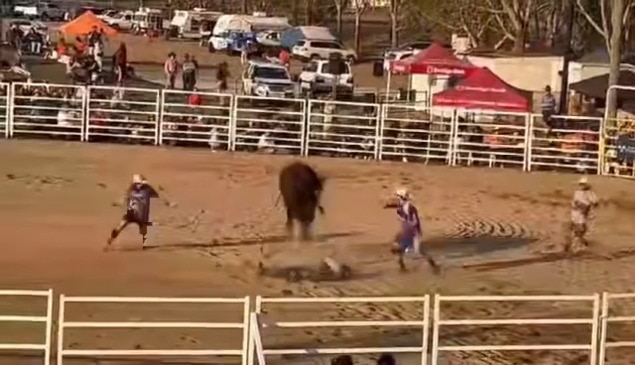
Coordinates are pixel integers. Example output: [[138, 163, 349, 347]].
[[143, 231, 362, 251]]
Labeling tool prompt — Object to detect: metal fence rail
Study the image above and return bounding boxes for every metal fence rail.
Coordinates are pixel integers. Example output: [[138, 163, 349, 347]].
[[0, 289, 53, 365], [57, 295, 250, 365], [0, 83, 9, 138], [160, 90, 233, 150], [306, 99, 380, 159], [86, 86, 160, 144], [11, 83, 85, 140], [453, 110, 529, 170], [380, 105, 454, 163], [598, 292, 635, 365], [431, 294, 600, 365], [252, 295, 430, 364], [232, 96, 306, 154], [6, 81, 635, 182]]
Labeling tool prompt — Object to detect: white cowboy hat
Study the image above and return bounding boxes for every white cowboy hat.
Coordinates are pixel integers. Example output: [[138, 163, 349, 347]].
[[578, 176, 589, 185], [395, 188, 410, 199], [132, 174, 146, 184]]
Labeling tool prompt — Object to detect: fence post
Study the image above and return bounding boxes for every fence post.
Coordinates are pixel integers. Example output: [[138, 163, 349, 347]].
[[8, 83, 16, 138], [374, 102, 383, 160], [300, 98, 307, 157], [85, 87, 92, 142], [522, 113, 531, 171], [304, 99, 313, 157], [229, 96, 238, 152], [598, 292, 609, 365], [430, 294, 441, 365], [154, 90, 161, 145], [158, 90, 166, 146], [526, 114, 535, 172], [56, 294, 66, 365], [448, 109, 458, 166]]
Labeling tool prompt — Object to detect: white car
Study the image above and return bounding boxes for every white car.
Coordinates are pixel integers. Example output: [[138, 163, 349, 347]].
[[103, 11, 134, 30], [299, 59, 353, 94], [383, 49, 418, 71], [256, 30, 281, 47], [10, 20, 47, 35], [292, 39, 357, 63], [242, 60, 297, 98]]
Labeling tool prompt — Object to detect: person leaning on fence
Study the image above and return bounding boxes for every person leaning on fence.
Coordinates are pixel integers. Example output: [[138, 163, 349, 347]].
[[541, 85, 557, 132], [564, 176, 599, 254]]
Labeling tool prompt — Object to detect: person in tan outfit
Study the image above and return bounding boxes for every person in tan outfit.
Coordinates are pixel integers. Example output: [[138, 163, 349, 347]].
[[564, 176, 598, 253]]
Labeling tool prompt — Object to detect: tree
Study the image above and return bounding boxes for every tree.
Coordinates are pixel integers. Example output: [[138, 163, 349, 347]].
[[352, 0, 370, 54], [484, 0, 537, 53], [332, 0, 346, 36], [576, 0, 633, 118], [388, 0, 402, 48]]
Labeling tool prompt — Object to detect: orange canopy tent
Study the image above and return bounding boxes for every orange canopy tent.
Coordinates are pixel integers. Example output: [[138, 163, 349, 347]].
[[59, 11, 118, 36]]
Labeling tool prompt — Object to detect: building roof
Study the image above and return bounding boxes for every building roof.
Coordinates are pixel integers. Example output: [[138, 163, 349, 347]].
[[569, 70, 635, 100]]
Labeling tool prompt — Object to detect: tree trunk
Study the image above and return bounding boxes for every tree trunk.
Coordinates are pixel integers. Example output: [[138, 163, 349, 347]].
[[354, 12, 362, 54], [389, 12, 398, 48], [512, 22, 526, 53], [607, 0, 625, 119], [335, 3, 343, 36], [241, 0, 247, 14], [291, 0, 298, 25], [305, 0, 313, 25]]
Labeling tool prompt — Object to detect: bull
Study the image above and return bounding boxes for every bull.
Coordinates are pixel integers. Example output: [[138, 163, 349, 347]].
[[277, 161, 325, 241]]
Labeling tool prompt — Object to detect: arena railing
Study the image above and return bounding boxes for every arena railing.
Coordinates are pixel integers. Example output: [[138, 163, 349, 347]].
[[0, 289, 53, 365], [7, 81, 635, 181], [598, 292, 635, 365], [430, 294, 600, 365], [10, 82, 86, 141], [0, 82, 10, 138], [56, 294, 250, 365], [251, 295, 430, 365]]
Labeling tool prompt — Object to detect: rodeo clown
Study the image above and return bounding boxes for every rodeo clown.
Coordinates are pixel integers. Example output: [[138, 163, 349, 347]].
[[392, 188, 440, 273], [105, 174, 160, 251]]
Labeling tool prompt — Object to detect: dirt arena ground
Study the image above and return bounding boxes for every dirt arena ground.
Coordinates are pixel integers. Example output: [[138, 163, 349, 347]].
[[2, 140, 635, 365]]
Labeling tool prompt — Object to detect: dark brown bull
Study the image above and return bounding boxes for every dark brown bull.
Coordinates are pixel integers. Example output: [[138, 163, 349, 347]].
[[278, 161, 325, 241]]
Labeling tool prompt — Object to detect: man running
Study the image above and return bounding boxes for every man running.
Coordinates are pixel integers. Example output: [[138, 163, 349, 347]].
[[564, 176, 598, 253], [105, 174, 159, 250], [392, 188, 440, 273]]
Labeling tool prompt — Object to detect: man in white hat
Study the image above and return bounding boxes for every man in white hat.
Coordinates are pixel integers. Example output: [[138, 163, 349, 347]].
[[565, 176, 598, 253], [106, 174, 160, 250], [392, 188, 440, 273]]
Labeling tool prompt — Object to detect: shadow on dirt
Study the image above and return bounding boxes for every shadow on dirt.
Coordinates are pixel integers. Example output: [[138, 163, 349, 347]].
[[143, 231, 362, 251], [259, 265, 383, 283], [426, 235, 539, 260]]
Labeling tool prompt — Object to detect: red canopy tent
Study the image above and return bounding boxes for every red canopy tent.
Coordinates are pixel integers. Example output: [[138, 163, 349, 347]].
[[390, 42, 473, 76], [432, 67, 530, 112]]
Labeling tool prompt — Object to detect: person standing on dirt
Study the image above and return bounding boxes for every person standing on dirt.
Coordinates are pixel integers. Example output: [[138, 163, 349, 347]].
[[105, 174, 160, 251], [181, 53, 197, 91], [216, 61, 229, 93], [564, 176, 599, 253], [392, 188, 440, 273], [164, 52, 179, 89]]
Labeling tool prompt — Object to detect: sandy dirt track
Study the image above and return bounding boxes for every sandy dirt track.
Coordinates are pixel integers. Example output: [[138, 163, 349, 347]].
[[1, 140, 635, 365]]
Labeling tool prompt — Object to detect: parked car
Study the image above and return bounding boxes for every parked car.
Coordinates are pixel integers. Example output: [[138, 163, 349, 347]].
[[256, 30, 281, 47], [242, 60, 297, 98], [10, 20, 47, 35], [292, 39, 357, 63], [102, 11, 134, 30], [299, 59, 353, 95], [382, 41, 451, 71], [13, 2, 64, 20]]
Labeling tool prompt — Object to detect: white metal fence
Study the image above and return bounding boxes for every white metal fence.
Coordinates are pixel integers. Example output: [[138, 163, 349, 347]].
[[252, 295, 430, 364], [160, 89, 233, 149], [0, 290, 633, 364], [232, 95, 306, 154], [11, 83, 85, 140], [86, 86, 160, 144], [431, 294, 600, 365], [57, 295, 250, 365], [3, 81, 635, 180], [0, 83, 10, 138], [0, 289, 53, 365], [598, 292, 635, 365]]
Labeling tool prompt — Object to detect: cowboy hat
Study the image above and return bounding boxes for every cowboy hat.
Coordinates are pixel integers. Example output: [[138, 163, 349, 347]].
[[395, 188, 410, 199], [577, 176, 589, 185], [132, 174, 147, 184]]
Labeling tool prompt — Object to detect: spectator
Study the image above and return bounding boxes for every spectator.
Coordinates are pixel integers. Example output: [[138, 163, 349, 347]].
[[216, 61, 229, 93], [113, 43, 127, 83], [279, 47, 290, 68], [182, 53, 197, 91], [25, 28, 43, 55], [541, 85, 557, 131], [188, 88, 201, 106], [164, 52, 179, 89], [377, 354, 395, 365], [74, 36, 87, 55], [87, 26, 101, 56], [6, 24, 22, 50]]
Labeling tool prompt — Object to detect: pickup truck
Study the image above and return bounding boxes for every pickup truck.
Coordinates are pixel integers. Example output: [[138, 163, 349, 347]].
[[13, 2, 64, 20]]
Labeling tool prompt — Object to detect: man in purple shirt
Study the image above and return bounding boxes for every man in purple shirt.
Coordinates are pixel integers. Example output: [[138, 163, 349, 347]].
[[393, 188, 440, 273], [105, 174, 159, 251]]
